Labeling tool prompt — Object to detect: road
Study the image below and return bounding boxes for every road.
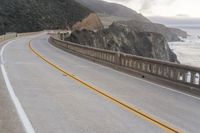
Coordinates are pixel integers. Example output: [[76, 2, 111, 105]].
[[0, 33, 200, 133]]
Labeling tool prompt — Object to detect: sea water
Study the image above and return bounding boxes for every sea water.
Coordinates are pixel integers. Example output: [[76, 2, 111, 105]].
[[169, 26, 200, 68]]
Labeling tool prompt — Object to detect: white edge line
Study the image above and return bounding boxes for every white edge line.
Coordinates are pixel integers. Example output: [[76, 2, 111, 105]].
[[1, 41, 35, 133], [0, 41, 12, 64]]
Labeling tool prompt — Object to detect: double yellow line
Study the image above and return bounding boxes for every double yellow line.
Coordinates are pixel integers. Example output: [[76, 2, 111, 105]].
[[29, 41, 183, 133]]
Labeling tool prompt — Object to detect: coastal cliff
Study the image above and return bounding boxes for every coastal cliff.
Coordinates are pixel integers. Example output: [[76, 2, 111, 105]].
[[66, 22, 178, 62]]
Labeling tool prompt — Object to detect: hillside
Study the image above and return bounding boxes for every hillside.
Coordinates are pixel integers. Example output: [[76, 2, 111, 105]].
[[75, 0, 187, 41], [75, 0, 150, 23], [0, 0, 92, 34]]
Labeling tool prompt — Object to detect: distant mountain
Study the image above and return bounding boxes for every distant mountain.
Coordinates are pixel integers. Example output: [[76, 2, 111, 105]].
[[149, 16, 200, 26], [0, 0, 92, 34], [75, 0, 150, 23], [75, 0, 187, 41], [114, 20, 186, 41]]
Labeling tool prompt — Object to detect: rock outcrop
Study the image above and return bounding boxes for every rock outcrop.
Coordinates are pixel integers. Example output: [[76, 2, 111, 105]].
[[114, 20, 183, 42], [66, 22, 178, 62], [72, 13, 104, 31]]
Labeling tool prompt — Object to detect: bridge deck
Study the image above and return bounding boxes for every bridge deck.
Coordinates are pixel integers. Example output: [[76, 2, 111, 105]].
[[0, 33, 200, 133]]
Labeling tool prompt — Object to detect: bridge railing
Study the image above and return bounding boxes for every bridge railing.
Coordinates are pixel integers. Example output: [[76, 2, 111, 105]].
[[50, 34, 200, 89]]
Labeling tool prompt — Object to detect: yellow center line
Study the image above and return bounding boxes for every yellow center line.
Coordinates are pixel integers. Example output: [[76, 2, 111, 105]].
[[29, 41, 183, 133]]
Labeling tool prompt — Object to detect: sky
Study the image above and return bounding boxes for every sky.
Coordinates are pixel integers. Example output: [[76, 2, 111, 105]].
[[104, 0, 200, 18]]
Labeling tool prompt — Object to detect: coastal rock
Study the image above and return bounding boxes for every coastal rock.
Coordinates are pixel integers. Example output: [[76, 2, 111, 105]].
[[66, 22, 178, 62]]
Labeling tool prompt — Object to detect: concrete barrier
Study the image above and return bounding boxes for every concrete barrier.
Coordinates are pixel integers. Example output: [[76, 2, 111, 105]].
[[17, 32, 37, 37], [49, 34, 200, 95], [0, 35, 4, 42], [0, 31, 44, 43], [0, 33, 17, 42], [0, 30, 68, 43]]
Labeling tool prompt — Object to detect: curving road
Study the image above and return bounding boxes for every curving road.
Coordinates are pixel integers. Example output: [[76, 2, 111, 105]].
[[1, 33, 200, 133]]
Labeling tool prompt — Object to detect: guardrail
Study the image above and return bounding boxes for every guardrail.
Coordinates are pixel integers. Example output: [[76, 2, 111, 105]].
[[0, 30, 72, 43], [0, 33, 17, 42], [0, 30, 67, 44], [0, 31, 45, 43], [50, 34, 200, 91]]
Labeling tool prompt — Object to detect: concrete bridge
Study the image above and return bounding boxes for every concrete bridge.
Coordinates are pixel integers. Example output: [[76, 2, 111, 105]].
[[0, 32, 200, 133]]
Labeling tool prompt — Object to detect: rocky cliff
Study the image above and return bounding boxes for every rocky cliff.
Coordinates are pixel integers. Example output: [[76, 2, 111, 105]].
[[66, 22, 178, 62], [72, 13, 104, 31]]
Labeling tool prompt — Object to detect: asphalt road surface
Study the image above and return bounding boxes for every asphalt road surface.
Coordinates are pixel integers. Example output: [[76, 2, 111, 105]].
[[0, 33, 200, 133]]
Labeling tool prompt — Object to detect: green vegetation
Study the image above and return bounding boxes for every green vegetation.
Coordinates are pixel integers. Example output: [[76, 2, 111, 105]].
[[0, 0, 92, 34]]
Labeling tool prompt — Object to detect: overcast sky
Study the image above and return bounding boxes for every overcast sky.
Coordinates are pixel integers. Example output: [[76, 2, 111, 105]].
[[104, 0, 200, 18]]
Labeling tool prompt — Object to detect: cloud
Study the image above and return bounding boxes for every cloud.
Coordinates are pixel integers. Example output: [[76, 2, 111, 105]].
[[139, 0, 175, 13], [139, 0, 156, 13], [176, 14, 190, 17], [109, 0, 132, 2], [106, 0, 176, 14], [105, 0, 200, 17]]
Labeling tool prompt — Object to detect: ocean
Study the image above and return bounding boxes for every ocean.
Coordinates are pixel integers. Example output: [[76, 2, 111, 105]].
[[168, 26, 200, 68]]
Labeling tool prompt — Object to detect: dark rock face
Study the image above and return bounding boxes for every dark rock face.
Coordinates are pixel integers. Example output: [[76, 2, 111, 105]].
[[0, 0, 92, 34], [66, 22, 178, 62]]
